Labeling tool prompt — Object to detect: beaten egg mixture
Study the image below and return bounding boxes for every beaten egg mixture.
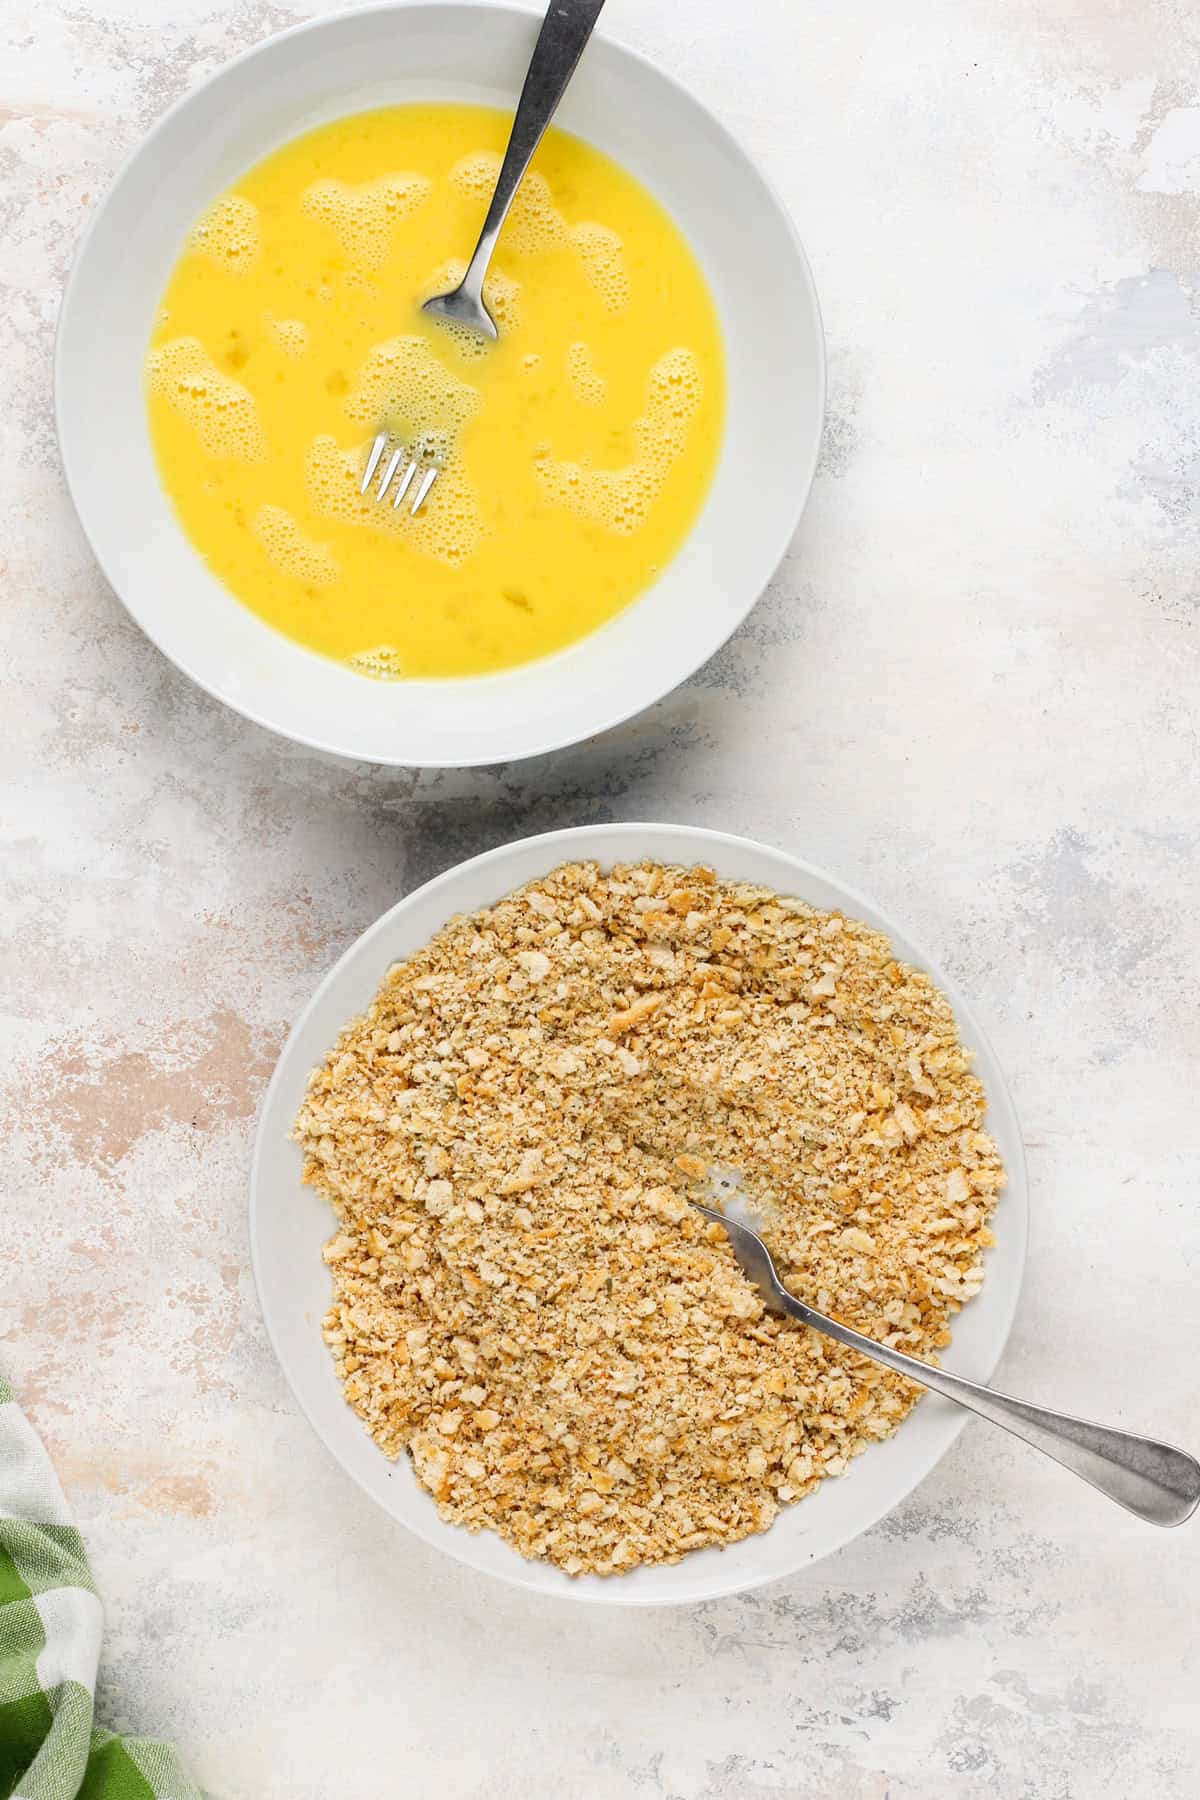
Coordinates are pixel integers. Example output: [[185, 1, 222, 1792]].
[[146, 104, 725, 678]]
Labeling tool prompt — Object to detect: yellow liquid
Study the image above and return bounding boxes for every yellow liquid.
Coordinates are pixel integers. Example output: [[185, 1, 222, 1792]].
[[146, 104, 725, 678]]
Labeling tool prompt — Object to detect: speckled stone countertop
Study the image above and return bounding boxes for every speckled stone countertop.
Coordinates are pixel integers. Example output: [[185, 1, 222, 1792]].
[[3, 1, 1198, 1794]]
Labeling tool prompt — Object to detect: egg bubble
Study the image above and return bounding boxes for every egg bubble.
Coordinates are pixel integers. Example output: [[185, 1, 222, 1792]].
[[301, 172, 431, 273], [188, 194, 261, 274], [266, 316, 309, 356], [343, 335, 481, 441], [145, 336, 267, 461], [570, 222, 630, 311], [565, 341, 606, 406], [349, 645, 405, 679], [535, 346, 702, 534], [252, 505, 340, 585], [448, 151, 503, 203]]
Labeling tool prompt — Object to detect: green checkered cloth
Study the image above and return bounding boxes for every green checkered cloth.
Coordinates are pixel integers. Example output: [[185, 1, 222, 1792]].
[[0, 1376, 203, 1800]]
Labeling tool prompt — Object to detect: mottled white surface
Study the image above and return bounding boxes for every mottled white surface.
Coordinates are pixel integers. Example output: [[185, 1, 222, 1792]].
[[2, 0, 1198, 1793]]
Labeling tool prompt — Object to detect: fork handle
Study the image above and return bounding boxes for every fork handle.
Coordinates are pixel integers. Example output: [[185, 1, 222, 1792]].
[[456, 0, 606, 304], [781, 1291, 1200, 1527]]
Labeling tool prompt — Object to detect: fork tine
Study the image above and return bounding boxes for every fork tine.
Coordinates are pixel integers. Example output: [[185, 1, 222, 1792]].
[[361, 432, 388, 495], [376, 446, 404, 501], [410, 465, 439, 516], [391, 458, 420, 509]]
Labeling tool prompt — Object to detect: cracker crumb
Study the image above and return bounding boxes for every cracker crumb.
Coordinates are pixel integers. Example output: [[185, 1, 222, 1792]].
[[295, 861, 1004, 1577]]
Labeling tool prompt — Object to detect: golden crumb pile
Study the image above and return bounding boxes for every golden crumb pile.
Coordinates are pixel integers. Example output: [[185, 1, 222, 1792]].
[[295, 861, 1004, 1576]]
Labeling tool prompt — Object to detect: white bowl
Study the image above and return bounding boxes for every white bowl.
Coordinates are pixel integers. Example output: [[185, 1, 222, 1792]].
[[56, 2, 825, 767], [250, 823, 1027, 1605]]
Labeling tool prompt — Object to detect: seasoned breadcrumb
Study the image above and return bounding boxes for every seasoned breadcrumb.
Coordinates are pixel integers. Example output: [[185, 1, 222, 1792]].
[[295, 861, 1004, 1575]]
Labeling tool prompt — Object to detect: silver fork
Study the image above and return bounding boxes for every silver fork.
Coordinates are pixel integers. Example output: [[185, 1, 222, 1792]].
[[360, 435, 441, 514], [691, 1200, 1200, 1527], [363, 0, 605, 509], [423, 0, 606, 340]]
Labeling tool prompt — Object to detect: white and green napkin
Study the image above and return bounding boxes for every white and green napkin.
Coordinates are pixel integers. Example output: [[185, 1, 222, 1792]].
[[0, 1374, 203, 1799]]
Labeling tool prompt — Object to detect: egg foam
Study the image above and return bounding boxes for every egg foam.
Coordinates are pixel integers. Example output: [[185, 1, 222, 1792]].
[[145, 335, 267, 461], [566, 341, 606, 406], [145, 103, 724, 679]]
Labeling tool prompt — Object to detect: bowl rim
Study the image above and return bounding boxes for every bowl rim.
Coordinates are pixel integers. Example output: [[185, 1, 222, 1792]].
[[54, 0, 827, 768], [248, 821, 1028, 1606]]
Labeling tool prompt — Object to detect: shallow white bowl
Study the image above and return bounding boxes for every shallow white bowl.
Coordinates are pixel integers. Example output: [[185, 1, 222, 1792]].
[[56, 2, 825, 767], [250, 822, 1027, 1605]]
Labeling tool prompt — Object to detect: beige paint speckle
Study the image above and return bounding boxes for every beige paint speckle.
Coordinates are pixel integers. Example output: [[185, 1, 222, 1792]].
[[137, 1473, 216, 1519], [12, 1006, 282, 1168]]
